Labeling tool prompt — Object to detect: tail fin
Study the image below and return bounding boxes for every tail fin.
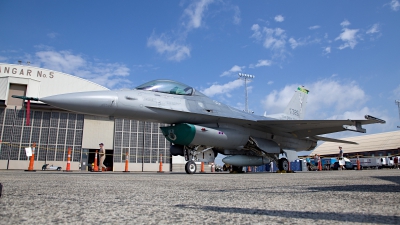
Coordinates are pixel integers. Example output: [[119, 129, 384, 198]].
[[266, 86, 309, 120], [283, 86, 309, 120]]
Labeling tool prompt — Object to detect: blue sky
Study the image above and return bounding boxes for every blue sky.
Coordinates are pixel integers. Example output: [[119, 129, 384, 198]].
[[1, 0, 400, 140]]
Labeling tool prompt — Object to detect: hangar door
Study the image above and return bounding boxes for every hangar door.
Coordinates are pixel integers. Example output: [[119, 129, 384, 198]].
[[7, 84, 26, 107]]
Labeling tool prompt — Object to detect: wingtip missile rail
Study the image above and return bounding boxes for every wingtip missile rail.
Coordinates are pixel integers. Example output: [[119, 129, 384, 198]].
[[11, 95, 39, 102], [365, 115, 386, 124]]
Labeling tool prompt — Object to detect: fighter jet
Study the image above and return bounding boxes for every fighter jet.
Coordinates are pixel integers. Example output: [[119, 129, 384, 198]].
[[14, 79, 385, 174]]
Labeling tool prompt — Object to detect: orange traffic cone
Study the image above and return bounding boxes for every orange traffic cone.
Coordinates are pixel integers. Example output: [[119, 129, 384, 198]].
[[25, 143, 36, 172], [93, 150, 99, 172], [123, 151, 130, 172], [247, 166, 251, 172], [64, 147, 72, 172], [200, 162, 205, 173], [318, 161, 322, 171], [157, 154, 164, 173], [357, 158, 361, 170]]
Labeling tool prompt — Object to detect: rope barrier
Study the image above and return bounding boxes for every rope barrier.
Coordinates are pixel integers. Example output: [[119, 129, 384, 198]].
[[0, 142, 174, 159]]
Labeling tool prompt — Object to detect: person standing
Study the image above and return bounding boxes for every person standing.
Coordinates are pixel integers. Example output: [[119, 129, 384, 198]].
[[314, 154, 319, 171], [306, 157, 311, 171], [338, 146, 344, 170], [99, 143, 107, 171], [394, 156, 399, 169], [269, 161, 274, 173]]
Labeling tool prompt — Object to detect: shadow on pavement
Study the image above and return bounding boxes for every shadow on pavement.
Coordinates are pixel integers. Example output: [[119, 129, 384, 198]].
[[175, 204, 398, 224], [372, 176, 400, 185], [308, 184, 399, 193]]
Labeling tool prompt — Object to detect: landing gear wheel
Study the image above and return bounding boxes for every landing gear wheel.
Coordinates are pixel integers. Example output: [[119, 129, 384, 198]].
[[278, 158, 289, 171], [185, 161, 197, 174]]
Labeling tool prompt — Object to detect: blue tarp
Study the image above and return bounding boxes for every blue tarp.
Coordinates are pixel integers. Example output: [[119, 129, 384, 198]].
[[252, 160, 302, 172]]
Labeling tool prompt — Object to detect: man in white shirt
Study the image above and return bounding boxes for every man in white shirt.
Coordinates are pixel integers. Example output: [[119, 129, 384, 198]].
[[99, 143, 107, 171]]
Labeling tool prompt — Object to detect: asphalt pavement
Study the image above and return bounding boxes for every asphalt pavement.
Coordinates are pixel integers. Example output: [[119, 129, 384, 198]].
[[0, 170, 399, 224]]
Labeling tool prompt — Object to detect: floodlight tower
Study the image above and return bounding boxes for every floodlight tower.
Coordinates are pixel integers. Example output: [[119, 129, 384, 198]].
[[238, 73, 255, 113], [396, 100, 400, 128]]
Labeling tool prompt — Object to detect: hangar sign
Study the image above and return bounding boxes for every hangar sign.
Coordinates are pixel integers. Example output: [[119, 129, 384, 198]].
[[0, 65, 54, 79]]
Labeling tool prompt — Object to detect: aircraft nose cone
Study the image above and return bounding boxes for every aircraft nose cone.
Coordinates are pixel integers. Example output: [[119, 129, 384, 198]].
[[41, 91, 118, 116]]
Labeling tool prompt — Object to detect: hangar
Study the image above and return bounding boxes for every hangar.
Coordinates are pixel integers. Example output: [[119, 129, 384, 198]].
[[0, 63, 172, 171], [311, 130, 400, 158]]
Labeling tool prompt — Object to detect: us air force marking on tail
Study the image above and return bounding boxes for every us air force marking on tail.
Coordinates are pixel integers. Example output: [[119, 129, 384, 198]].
[[14, 79, 385, 174]]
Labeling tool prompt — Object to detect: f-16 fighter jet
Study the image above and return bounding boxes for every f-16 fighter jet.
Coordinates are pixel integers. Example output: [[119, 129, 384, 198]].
[[14, 79, 385, 174]]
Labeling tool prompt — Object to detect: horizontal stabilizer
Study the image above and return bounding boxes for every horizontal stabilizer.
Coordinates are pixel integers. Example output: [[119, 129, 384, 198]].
[[312, 136, 358, 145]]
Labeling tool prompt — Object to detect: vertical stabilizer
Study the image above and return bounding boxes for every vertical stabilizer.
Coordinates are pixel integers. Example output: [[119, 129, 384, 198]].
[[265, 86, 309, 120], [283, 86, 309, 120]]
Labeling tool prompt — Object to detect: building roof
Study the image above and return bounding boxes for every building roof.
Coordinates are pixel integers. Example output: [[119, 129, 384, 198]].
[[0, 63, 108, 104], [311, 130, 400, 156]]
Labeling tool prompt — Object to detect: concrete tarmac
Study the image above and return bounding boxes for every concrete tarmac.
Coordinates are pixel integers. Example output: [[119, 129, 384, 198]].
[[0, 170, 399, 224]]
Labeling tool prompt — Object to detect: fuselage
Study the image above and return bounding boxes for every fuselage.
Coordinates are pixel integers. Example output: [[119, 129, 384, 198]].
[[40, 80, 317, 154]]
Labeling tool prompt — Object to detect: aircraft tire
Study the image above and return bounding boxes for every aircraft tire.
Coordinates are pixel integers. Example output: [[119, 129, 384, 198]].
[[278, 158, 289, 171], [185, 161, 197, 174]]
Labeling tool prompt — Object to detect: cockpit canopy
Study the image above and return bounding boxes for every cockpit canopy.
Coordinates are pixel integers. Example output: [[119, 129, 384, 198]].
[[135, 80, 194, 96]]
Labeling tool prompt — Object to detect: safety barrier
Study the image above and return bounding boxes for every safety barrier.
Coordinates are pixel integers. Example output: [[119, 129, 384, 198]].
[[0, 142, 174, 159]]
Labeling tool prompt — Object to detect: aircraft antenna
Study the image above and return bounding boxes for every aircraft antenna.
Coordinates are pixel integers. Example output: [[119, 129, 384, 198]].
[[238, 73, 255, 113], [396, 100, 400, 128]]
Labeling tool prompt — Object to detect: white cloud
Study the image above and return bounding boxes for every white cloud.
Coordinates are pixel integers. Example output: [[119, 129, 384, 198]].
[[262, 84, 298, 114], [389, 0, 400, 11], [47, 32, 58, 39], [261, 79, 368, 119], [0, 56, 8, 62], [267, 81, 274, 85], [393, 85, 400, 99], [250, 24, 262, 40], [183, 0, 214, 30], [335, 28, 359, 49], [251, 24, 287, 52], [340, 19, 351, 27], [34, 50, 131, 89], [201, 79, 243, 97], [366, 23, 380, 34], [289, 37, 319, 49], [251, 24, 287, 56], [274, 15, 284, 22], [309, 25, 320, 30], [36, 50, 86, 74], [147, 34, 191, 62], [289, 38, 298, 49], [306, 80, 367, 117], [220, 65, 244, 76], [323, 46, 331, 54], [249, 59, 272, 68], [232, 5, 241, 25]]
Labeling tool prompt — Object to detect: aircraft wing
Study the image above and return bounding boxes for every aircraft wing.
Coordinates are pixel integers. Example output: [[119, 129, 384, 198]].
[[145, 106, 385, 139], [256, 115, 385, 138]]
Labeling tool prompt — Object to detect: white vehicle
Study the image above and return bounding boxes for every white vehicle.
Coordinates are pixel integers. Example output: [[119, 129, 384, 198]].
[[382, 157, 394, 168], [42, 164, 62, 171], [349, 157, 382, 169]]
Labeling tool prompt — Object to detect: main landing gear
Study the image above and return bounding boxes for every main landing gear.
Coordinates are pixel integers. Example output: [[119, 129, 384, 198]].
[[278, 158, 289, 171]]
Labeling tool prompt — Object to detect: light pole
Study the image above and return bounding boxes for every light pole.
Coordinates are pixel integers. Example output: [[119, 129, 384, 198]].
[[396, 100, 400, 128], [238, 73, 255, 113]]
